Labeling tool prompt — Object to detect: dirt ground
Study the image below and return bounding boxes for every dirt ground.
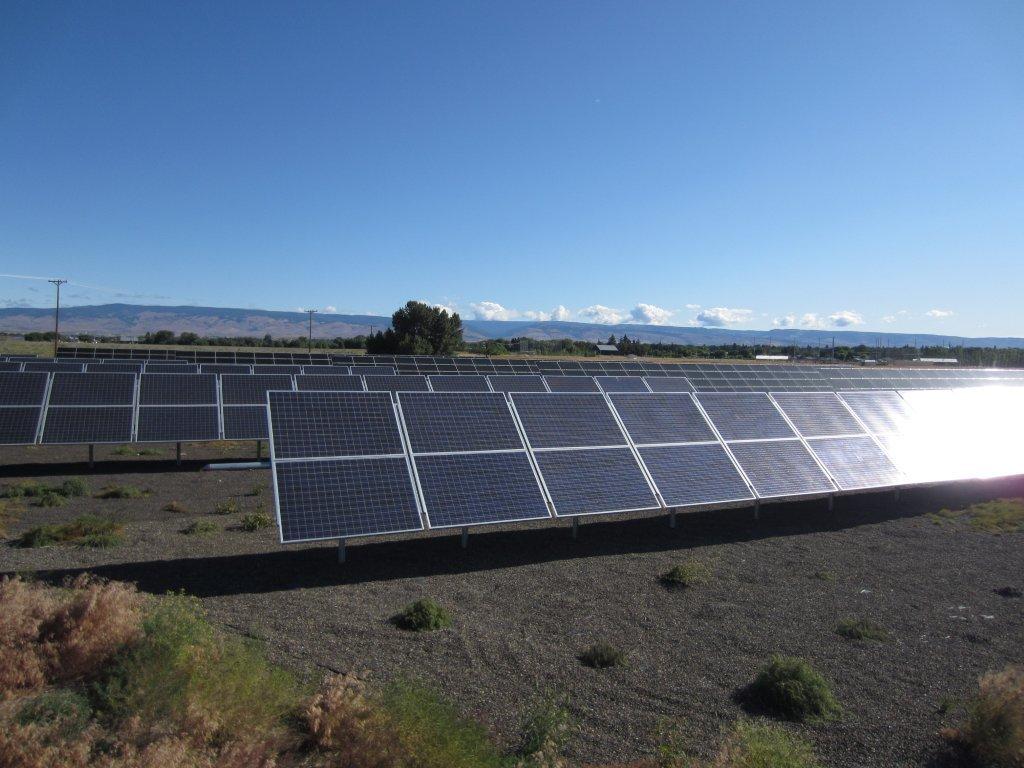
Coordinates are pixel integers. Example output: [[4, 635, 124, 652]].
[[1, 441, 1022, 767]]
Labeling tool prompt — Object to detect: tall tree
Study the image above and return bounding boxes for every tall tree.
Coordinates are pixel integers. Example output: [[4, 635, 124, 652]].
[[366, 301, 463, 354]]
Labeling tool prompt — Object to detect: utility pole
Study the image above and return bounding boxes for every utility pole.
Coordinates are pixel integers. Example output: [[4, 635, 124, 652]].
[[305, 309, 317, 352], [48, 279, 67, 358]]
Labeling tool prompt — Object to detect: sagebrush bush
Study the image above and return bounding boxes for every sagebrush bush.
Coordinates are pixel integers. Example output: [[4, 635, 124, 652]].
[[835, 618, 890, 642], [60, 478, 88, 498], [162, 500, 188, 513], [17, 516, 124, 549], [94, 484, 148, 500], [304, 673, 400, 765], [517, 690, 574, 765], [657, 718, 821, 768], [951, 665, 1024, 768], [745, 656, 840, 722], [579, 642, 627, 669], [214, 499, 239, 515], [181, 519, 218, 535], [659, 560, 710, 589], [241, 510, 272, 531], [16, 689, 93, 739], [395, 598, 453, 631]]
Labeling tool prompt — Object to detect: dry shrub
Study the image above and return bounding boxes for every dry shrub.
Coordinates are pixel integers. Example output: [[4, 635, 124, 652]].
[[304, 673, 400, 767], [0, 577, 58, 695], [951, 665, 1024, 768], [0, 715, 98, 768]]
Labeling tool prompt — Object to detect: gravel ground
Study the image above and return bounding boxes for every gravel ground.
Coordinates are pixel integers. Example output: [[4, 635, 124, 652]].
[[1, 442, 1022, 767]]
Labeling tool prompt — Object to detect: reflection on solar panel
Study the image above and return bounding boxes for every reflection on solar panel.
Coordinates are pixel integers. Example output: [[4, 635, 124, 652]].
[[511, 393, 627, 448], [639, 444, 753, 507], [399, 392, 523, 453], [595, 376, 650, 393], [695, 393, 795, 441], [542, 376, 600, 393], [49, 373, 135, 406], [0, 372, 49, 406], [42, 407, 134, 444], [221, 374, 294, 405], [137, 406, 221, 442], [350, 365, 397, 376], [223, 406, 271, 440], [837, 391, 914, 434], [486, 375, 547, 393], [295, 375, 365, 391], [0, 407, 42, 444], [427, 375, 491, 392], [770, 392, 864, 437], [364, 375, 430, 393], [609, 393, 716, 445], [140, 374, 218, 405], [533, 447, 659, 516], [806, 436, 903, 490], [643, 377, 693, 393], [269, 391, 405, 459], [727, 440, 835, 497]]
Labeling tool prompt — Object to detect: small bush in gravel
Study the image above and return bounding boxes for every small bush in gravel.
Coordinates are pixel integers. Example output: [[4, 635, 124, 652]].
[[95, 484, 148, 499], [163, 500, 188, 513], [659, 560, 710, 589], [181, 519, 218, 536], [304, 672, 399, 760], [744, 656, 840, 722], [946, 665, 1024, 768], [247, 484, 264, 497], [395, 598, 452, 631], [214, 499, 239, 515], [994, 586, 1022, 599], [835, 618, 890, 642], [60, 478, 88, 497], [241, 510, 272, 531], [516, 690, 574, 765], [37, 490, 68, 508], [17, 515, 124, 548], [1, 481, 44, 499], [579, 642, 627, 669]]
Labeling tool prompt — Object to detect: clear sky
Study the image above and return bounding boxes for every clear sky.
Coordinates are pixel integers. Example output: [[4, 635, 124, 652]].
[[2, 1, 1022, 337]]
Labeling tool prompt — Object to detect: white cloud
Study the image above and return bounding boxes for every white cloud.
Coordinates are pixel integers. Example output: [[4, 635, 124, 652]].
[[828, 310, 864, 327], [881, 310, 909, 324], [522, 309, 550, 321], [551, 305, 570, 322], [926, 308, 954, 318], [578, 304, 627, 324], [323, 305, 337, 314], [470, 301, 518, 321], [800, 313, 825, 328], [772, 314, 797, 328], [629, 303, 674, 325], [694, 307, 753, 327], [433, 302, 457, 315], [684, 303, 701, 310]]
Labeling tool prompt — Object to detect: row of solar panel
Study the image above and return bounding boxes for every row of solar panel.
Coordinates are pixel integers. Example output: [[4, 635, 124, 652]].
[[267, 386, 1024, 543]]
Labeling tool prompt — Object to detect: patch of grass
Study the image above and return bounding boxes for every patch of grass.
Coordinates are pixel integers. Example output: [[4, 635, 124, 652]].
[[246, 484, 264, 497], [395, 598, 453, 632], [17, 515, 124, 548], [0, 499, 22, 538], [162, 500, 188, 513], [112, 445, 162, 456], [659, 560, 710, 589], [181, 519, 218, 536], [214, 499, 239, 515], [516, 690, 574, 764], [94, 484, 149, 499], [381, 678, 505, 768], [744, 656, 841, 722], [59, 478, 88, 497], [241, 510, 272, 531], [946, 665, 1024, 768], [930, 498, 1024, 534], [37, 490, 68, 508], [16, 689, 94, 739], [2, 478, 88, 506], [656, 718, 820, 768], [1, 480, 45, 499], [579, 641, 628, 669], [835, 618, 890, 642], [811, 570, 836, 582]]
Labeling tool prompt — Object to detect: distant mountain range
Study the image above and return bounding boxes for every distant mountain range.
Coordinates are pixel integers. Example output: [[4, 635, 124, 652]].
[[2, 303, 1022, 348]]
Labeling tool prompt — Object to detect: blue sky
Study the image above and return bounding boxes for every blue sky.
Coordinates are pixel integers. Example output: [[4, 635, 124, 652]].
[[2, 1, 1022, 337]]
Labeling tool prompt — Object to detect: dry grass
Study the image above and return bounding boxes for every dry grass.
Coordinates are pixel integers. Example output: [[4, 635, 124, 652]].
[[304, 673, 400, 766], [930, 498, 1024, 534], [947, 665, 1024, 767]]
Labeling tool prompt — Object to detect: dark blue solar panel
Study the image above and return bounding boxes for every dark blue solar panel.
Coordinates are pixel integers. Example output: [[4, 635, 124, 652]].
[[222, 406, 269, 440], [643, 377, 693, 393], [413, 452, 550, 528], [137, 406, 221, 442], [0, 372, 49, 406], [609, 393, 716, 445], [510, 393, 626, 448], [269, 391, 404, 459], [295, 374, 365, 391], [24, 361, 84, 372], [300, 365, 352, 375], [350, 365, 397, 376], [427, 375, 491, 392], [694, 393, 795, 441], [41, 407, 134, 443], [638, 444, 753, 507], [0, 407, 42, 444], [364, 375, 430, 393], [200, 364, 252, 374], [275, 457, 422, 541], [0, 362, 21, 372], [533, 447, 659, 515], [543, 376, 600, 393], [253, 365, 302, 374], [139, 374, 218, 405], [86, 361, 143, 373], [770, 393, 863, 437], [595, 376, 650, 393], [221, 374, 294, 405], [48, 373, 136, 406], [807, 436, 903, 490], [486, 375, 547, 393], [727, 440, 835, 498], [145, 363, 199, 374], [399, 392, 524, 453]]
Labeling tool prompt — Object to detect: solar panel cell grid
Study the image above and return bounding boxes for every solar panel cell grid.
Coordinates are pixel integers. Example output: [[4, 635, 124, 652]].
[[399, 392, 524, 453], [727, 440, 835, 498], [0, 407, 42, 444], [222, 406, 270, 440], [427, 375, 491, 392], [643, 377, 693, 392], [295, 375, 365, 391], [609, 393, 716, 445], [486, 375, 547, 393], [269, 391, 405, 459], [595, 376, 650, 393], [638, 444, 754, 507], [221, 374, 294, 405], [542, 376, 600, 393], [695, 393, 796, 441], [139, 374, 218, 405], [42, 406, 134, 444], [534, 447, 659, 516], [807, 436, 903, 490], [137, 406, 221, 442], [48, 373, 136, 406], [364, 375, 430, 393], [0, 372, 49, 406], [350, 365, 398, 376], [511, 393, 627, 448], [769, 392, 865, 437]]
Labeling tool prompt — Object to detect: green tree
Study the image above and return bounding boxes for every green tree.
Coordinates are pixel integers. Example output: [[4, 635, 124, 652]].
[[367, 301, 463, 354]]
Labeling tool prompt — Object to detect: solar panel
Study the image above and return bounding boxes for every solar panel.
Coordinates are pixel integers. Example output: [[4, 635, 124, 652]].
[[274, 458, 423, 541], [412, 452, 550, 528], [543, 376, 600, 393], [510, 393, 628, 448], [595, 376, 650, 393], [300, 365, 352, 375], [608, 393, 716, 445], [269, 390, 405, 459], [295, 374, 365, 391], [399, 392, 523, 453], [0, 407, 42, 444], [137, 406, 221, 442], [770, 392, 864, 437], [350, 365, 397, 376], [638, 444, 754, 507], [486, 375, 547, 393], [139, 374, 218, 405], [427, 375, 491, 392], [364, 375, 430, 393], [221, 374, 294, 405], [253, 365, 302, 374], [0, 362, 21, 372], [727, 440, 835, 498], [85, 361, 143, 373], [144, 363, 200, 374], [533, 447, 659, 516], [24, 361, 84, 372], [0, 372, 49, 406], [643, 376, 693, 393], [806, 436, 903, 490], [41, 406, 134, 444], [223, 405, 271, 440], [837, 391, 914, 434], [48, 373, 136, 406], [200, 364, 252, 374], [694, 393, 795, 441]]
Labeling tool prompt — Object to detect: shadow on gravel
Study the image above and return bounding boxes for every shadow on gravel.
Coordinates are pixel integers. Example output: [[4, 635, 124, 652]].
[[14, 478, 1022, 598]]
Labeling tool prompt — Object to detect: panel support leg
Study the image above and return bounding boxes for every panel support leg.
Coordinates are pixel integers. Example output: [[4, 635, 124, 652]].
[[460, 527, 469, 549], [337, 538, 346, 563], [256, 440, 262, 460], [88, 444, 94, 469], [827, 494, 835, 512], [176, 442, 182, 466], [669, 510, 677, 529], [894, 487, 901, 502], [571, 517, 579, 540], [753, 501, 760, 521]]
